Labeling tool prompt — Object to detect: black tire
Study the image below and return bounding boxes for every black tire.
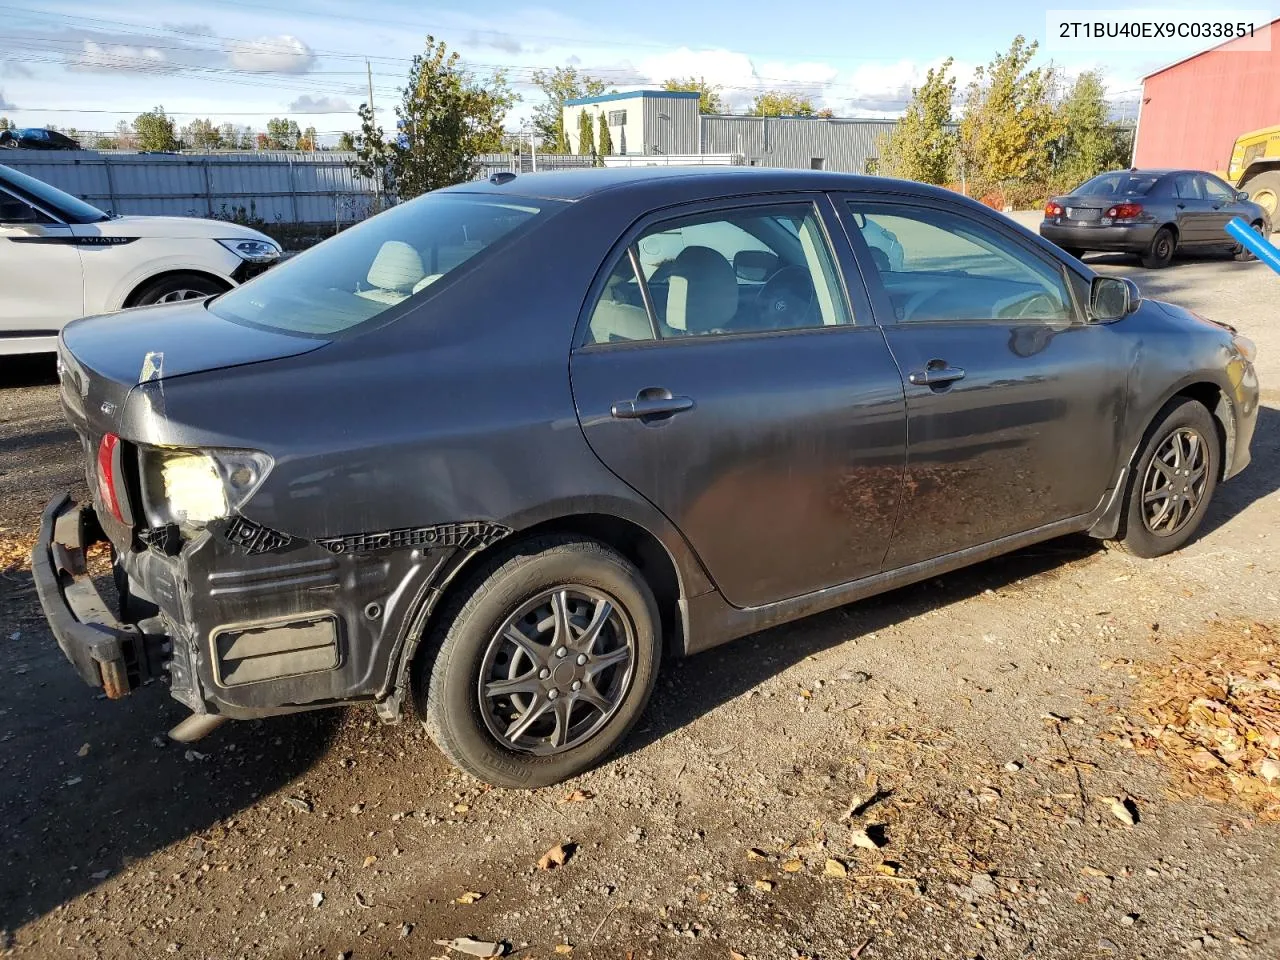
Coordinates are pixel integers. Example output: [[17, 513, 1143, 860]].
[[130, 272, 226, 307], [1113, 398, 1219, 559], [1140, 227, 1176, 269], [1233, 220, 1266, 261], [415, 536, 661, 788]]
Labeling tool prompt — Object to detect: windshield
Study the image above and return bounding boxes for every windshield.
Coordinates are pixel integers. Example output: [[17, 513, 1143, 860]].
[[1075, 172, 1160, 197], [0, 164, 109, 223], [208, 192, 556, 337]]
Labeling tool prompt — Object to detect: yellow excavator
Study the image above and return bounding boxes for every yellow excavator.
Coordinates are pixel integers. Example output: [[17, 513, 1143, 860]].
[[1221, 125, 1280, 219]]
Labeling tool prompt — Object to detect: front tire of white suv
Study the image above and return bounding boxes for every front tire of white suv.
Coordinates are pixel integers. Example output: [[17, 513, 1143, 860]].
[[130, 272, 227, 307]]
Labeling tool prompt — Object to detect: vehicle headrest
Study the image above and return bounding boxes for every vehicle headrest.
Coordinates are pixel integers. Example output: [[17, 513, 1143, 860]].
[[366, 240, 425, 293], [665, 245, 737, 333]]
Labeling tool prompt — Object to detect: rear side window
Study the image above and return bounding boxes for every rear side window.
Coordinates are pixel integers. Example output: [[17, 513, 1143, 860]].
[[584, 202, 850, 345], [209, 193, 555, 337], [1173, 174, 1202, 199]]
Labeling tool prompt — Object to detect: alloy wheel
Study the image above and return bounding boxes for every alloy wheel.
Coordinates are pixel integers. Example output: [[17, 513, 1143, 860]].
[[155, 288, 210, 303], [1141, 426, 1209, 536], [478, 586, 635, 755]]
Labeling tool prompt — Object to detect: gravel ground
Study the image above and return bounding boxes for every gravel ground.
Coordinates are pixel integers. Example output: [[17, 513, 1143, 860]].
[[2, 242, 1279, 960]]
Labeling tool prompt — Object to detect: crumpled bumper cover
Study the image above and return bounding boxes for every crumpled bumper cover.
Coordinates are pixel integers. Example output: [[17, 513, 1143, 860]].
[[31, 493, 162, 698]]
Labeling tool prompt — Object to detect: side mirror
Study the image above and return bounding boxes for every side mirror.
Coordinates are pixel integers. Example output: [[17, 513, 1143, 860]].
[[733, 249, 781, 282], [1090, 275, 1141, 322], [1237, 190, 1251, 202], [0, 196, 37, 224]]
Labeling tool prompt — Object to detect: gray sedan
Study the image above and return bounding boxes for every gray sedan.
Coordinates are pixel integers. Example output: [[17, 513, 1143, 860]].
[[1041, 168, 1271, 268], [34, 168, 1259, 787]]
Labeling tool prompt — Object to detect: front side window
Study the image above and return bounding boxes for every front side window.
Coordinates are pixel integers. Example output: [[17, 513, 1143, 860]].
[[1201, 175, 1235, 201], [584, 203, 850, 344], [209, 193, 556, 337], [847, 202, 1074, 324]]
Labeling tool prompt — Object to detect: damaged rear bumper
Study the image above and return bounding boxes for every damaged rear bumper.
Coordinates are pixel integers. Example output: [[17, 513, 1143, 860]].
[[31, 493, 169, 698]]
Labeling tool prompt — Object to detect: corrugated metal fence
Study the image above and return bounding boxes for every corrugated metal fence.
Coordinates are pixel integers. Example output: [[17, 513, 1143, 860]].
[[0, 150, 596, 224], [700, 116, 900, 174]]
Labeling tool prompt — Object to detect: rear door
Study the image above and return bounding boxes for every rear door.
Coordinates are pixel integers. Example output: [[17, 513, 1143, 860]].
[[570, 195, 907, 608], [836, 195, 1129, 568], [1171, 172, 1212, 242]]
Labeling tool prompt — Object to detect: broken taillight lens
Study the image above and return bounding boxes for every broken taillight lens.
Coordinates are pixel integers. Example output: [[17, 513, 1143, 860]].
[[96, 433, 125, 524]]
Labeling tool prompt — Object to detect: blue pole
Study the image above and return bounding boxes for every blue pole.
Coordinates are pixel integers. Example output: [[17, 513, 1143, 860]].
[[1225, 216, 1280, 275]]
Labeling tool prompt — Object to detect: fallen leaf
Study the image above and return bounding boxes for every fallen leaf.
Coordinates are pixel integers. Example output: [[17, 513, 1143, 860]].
[[781, 859, 804, 873], [453, 803, 470, 814], [730, 951, 748, 960], [746, 848, 769, 861], [849, 828, 883, 850], [1259, 758, 1280, 784], [454, 891, 485, 904], [561, 789, 594, 803], [753, 879, 774, 892], [824, 858, 848, 878], [1080, 866, 1110, 878], [77, 743, 90, 758], [434, 938, 504, 958], [1100, 796, 1138, 826], [554, 945, 574, 955], [361, 855, 377, 869], [874, 863, 899, 876], [538, 842, 573, 870]]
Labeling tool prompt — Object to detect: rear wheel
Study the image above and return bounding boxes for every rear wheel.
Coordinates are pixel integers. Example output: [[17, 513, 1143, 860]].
[[416, 536, 661, 788], [130, 272, 226, 306], [1242, 170, 1280, 220], [1233, 220, 1266, 261], [1113, 398, 1219, 558], [1140, 227, 1176, 269]]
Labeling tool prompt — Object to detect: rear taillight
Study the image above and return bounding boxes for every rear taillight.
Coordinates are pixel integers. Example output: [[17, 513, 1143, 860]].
[[96, 433, 125, 524], [1106, 202, 1143, 219], [1045, 201, 1063, 218]]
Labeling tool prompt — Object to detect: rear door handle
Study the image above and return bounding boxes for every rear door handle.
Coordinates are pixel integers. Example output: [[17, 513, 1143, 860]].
[[611, 391, 694, 420], [908, 363, 966, 387]]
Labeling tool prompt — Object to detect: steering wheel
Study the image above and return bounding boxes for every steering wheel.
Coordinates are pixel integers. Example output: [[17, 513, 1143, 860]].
[[1005, 291, 1061, 320], [755, 264, 816, 328]]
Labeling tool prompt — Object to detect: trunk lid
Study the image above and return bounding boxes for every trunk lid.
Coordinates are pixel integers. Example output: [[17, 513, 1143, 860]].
[[57, 300, 328, 545]]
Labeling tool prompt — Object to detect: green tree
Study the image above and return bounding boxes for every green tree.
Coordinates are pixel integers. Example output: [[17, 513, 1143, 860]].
[[959, 36, 1063, 195], [1051, 70, 1130, 190], [351, 102, 394, 202], [133, 107, 177, 152], [265, 117, 301, 150], [362, 36, 516, 200], [181, 118, 222, 151], [597, 112, 613, 158], [530, 66, 609, 152], [336, 131, 356, 151], [880, 57, 957, 185], [662, 76, 725, 114], [749, 90, 817, 117], [0, 117, 11, 131], [576, 108, 595, 157]]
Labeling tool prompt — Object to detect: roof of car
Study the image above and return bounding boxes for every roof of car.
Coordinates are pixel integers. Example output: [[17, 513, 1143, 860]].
[[444, 166, 949, 203]]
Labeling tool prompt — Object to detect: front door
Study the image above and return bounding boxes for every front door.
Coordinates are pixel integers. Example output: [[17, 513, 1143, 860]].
[[1200, 173, 1244, 241], [0, 188, 84, 349], [838, 196, 1129, 569], [570, 196, 907, 608], [1171, 172, 1212, 242]]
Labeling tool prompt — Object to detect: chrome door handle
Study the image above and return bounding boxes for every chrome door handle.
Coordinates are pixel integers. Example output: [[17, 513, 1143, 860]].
[[611, 390, 694, 420], [908, 363, 966, 387]]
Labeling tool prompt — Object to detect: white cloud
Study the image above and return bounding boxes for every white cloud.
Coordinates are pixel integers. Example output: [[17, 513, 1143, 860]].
[[0, 89, 15, 110], [288, 94, 353, 113], [70, 40, 173, 73], [226, 35, 315, 74]]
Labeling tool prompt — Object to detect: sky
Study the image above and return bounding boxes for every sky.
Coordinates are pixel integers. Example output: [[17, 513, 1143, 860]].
[[0, 0, 1231, 143]]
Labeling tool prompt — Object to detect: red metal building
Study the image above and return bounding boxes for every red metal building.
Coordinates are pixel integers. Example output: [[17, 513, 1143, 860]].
[[1134, 18, 1280, 172]]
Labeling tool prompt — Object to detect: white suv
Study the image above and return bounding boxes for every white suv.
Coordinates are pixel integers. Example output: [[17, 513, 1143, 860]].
[[0, 163, 281, 356]]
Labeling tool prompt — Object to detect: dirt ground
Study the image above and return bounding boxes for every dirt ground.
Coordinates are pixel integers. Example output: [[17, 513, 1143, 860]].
[[3, 244, 1280, 960]]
